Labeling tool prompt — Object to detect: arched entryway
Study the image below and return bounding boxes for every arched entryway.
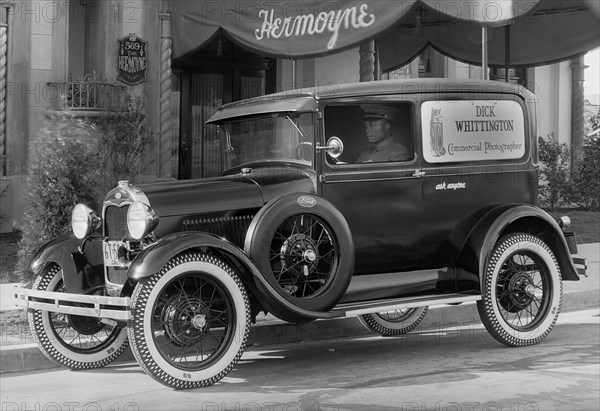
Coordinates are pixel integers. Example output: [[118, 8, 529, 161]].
[[172, 34, 276, 179]]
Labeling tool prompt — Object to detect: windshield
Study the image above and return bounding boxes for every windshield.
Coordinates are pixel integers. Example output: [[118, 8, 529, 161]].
[[218, 112, 314, 172]]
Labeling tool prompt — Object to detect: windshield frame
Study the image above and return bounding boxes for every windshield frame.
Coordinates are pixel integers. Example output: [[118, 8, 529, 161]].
[[217, 112, 315, 174]]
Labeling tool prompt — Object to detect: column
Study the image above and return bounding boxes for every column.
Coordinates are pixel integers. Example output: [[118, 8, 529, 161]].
[[159, 12, 173, 179], [0, 5, 7, 175], [570, 56, 587, 173], [359, 40, 375, 82]]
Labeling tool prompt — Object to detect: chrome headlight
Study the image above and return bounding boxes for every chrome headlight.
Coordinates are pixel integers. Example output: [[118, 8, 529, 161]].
[[72, 204, 101, 240], [127, 201, 159, 240]]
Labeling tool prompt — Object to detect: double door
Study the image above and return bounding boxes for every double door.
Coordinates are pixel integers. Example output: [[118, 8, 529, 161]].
[[176, 68, 270, 179]]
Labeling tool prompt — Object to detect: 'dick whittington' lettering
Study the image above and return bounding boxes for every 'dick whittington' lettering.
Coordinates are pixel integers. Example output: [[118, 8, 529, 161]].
[[454, 104, 514, 132], [255, 4, 376, 49]]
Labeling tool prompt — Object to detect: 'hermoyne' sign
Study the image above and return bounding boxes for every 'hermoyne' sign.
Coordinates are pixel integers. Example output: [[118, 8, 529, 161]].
[[117, 34, 148, 86], [422, 100, 526, 163]]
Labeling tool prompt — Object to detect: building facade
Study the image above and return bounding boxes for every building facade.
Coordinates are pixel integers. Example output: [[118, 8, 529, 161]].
[[0, 0, 593, 231]]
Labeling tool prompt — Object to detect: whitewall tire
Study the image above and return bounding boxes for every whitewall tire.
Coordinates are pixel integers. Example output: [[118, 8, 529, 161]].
[[359, 307, 428, 336], [477, 233, 563, 347], [28, 264, 129, 369], [128, 253, 250, 389]]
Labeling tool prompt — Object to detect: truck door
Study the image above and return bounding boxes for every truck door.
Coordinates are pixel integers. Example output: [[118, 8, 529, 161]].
[[319, 101, 423, 274]]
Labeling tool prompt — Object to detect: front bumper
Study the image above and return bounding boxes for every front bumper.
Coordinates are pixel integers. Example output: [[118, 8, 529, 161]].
[[13, 287, 131, 321]]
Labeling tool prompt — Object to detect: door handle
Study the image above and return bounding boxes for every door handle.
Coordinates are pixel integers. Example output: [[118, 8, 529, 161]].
[[412, 169, 426, 178]]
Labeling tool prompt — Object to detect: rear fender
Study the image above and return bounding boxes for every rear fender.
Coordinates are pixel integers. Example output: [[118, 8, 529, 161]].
[[457, 204, 579, 288], [127, 232, 340, 322]]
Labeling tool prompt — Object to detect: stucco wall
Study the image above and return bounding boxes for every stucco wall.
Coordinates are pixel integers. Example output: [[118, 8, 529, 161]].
[[314, 48, 360, 87], [278, 48, 359, 93]]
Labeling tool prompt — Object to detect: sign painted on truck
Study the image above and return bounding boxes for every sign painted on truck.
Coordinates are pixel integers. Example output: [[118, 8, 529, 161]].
[[422, 100, 526, 163]]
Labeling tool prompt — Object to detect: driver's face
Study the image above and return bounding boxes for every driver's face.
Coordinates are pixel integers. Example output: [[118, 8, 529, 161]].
[[363, 119, 388, 144]]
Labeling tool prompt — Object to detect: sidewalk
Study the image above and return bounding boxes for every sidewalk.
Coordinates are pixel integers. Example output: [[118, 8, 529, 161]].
[[1, 243, 598, 375]]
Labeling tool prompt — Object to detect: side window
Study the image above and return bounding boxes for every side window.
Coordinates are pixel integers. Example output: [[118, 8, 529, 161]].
[[324, 103, 414, 164]]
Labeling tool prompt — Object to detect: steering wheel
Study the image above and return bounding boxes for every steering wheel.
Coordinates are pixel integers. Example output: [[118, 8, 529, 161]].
[[295, 142, 313, 161]]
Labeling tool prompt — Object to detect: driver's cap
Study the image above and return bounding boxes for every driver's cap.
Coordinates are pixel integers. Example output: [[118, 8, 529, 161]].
[[362, 105, 395, 121]]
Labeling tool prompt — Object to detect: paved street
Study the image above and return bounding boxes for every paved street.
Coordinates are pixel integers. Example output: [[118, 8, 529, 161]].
[[1, 309, 598, 411]]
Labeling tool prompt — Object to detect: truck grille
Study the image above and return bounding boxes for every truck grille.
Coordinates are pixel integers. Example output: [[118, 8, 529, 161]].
[[104, 205, 129, 239], [182, 214, 255, 248]]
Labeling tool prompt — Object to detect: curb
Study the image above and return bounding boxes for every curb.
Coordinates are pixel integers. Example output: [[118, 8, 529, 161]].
[[2, 285, 598, 376]]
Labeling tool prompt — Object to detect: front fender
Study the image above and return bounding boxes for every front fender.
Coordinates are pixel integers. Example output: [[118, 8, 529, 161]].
[[30, 231, 105, 293], [458, 204, 579, 285], [127, 232, 341, 322]]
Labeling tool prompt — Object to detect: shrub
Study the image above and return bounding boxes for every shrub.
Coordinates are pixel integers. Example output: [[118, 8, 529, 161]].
[[570, 136, 600, 210], [17, 113, 100, 282], [538, 134, 571, 211], [94, 93, 151, 195]]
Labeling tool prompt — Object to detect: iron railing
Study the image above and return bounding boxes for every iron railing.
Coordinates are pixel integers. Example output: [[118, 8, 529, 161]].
[[47, 71, 126, 111]]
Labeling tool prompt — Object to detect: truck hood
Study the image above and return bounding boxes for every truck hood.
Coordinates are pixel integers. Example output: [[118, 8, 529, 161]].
[[136, 165, 316, 219], [140, 176, 264, 218]]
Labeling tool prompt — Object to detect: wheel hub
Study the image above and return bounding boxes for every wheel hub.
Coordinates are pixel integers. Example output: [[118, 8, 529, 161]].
[[192, 314, 207, 330], [161, 296, 210, 347], [280, 233, 319, 275], [501, 272, 536, 312]]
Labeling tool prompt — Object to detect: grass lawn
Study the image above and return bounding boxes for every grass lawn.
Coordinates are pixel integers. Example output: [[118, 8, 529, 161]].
[[546, 210, 600, 245]]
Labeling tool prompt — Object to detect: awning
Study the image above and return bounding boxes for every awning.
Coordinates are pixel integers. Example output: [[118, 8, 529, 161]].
[[170, 0, 421, 59], [170, 0, 600, 69], [379, 0, 600, 70]]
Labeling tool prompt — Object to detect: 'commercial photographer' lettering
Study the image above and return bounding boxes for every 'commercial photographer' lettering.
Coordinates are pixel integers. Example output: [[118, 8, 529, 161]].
[[255, 4, 375, 49]]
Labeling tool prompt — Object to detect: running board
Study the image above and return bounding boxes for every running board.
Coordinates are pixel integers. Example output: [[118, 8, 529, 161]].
[[331, 294, 481, 318]]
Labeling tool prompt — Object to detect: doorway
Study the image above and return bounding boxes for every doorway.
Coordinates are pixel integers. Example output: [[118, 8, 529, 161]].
[[173, 34, 276, 179]]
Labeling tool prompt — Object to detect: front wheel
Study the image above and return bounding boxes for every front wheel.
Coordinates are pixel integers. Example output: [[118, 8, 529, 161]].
[[28, 264, 129, 369], [359, 307, 428, 336], [477, 233, 563, 347], [128, 253, 250, 389]]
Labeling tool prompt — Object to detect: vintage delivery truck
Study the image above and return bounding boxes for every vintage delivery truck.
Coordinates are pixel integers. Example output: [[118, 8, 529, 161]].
[[15, 79, 586, 389]]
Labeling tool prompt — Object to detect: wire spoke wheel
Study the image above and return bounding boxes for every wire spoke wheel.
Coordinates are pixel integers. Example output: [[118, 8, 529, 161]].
[[28, 265, 128, 369], [477, 233, 562, 347], [129, 253, 250, 389], [496, 252, 548, 330], [245, 195, 354, 318], [269, 214, 339, 299], [152, 273, 234, 369]]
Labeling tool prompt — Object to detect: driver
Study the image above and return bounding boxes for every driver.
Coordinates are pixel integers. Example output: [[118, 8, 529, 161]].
[[357, 105, 410, 162]]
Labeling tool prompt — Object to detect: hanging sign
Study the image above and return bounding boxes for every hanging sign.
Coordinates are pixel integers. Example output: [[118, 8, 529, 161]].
[[116, 33, 148, 85]]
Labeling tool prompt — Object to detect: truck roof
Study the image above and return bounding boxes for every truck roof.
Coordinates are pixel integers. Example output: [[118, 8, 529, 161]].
[[208, 78, 534, 123]]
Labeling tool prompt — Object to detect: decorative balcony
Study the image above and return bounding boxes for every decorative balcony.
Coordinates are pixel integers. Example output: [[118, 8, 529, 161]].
[[47, 71, 127, 113]]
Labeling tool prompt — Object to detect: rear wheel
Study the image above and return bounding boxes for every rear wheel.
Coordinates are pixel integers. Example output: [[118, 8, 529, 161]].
[[477, 233, 562, 347], [28, 264, 129, 369], [359, 307, 428, 336], [128, 253, 250, 389]]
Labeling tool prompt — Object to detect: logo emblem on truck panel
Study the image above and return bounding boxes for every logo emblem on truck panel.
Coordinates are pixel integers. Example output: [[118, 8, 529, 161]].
[[298, 196, 316, 208]]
